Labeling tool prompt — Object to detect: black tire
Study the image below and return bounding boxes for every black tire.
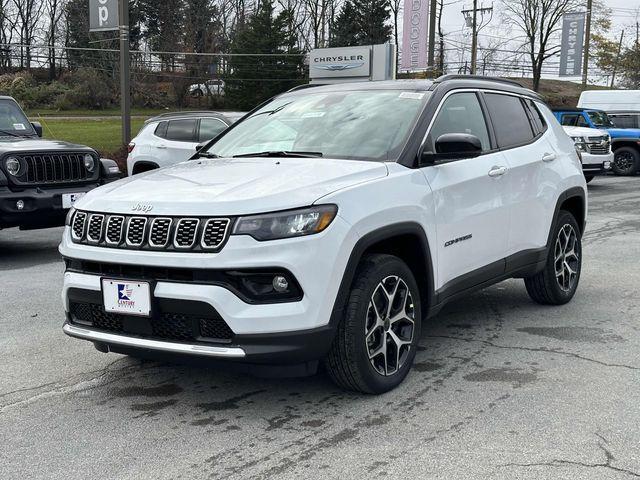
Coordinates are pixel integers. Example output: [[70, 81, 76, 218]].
[[192, 89, 204, 97], [584, 175, 594, 183], [524, 210, 582, 305], [612, 146, 639, 176], [325, 254, 422, 394]]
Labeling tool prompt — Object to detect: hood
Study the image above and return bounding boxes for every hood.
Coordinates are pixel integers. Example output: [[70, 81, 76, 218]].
[[605, 127, 640, 138], [562, 126, 607, 137], [0, 137, 94, 152], [76, 157, 388, 216]]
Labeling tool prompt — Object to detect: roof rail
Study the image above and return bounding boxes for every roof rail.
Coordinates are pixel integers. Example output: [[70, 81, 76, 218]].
[[286, 83, 322, 93], [433, 74, 524, 88]]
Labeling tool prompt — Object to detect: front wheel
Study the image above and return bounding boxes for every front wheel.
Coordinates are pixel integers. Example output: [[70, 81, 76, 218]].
[[325, 254, 421, 394], [524, 210, 582, 305], [612, 147, 639, 176]]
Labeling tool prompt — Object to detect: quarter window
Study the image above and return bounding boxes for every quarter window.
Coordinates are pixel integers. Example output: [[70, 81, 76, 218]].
[[523, 99, 547, 135], [426, 92, 491, 153], [165, 119, 197, 142], [484, 93, 535, 148]]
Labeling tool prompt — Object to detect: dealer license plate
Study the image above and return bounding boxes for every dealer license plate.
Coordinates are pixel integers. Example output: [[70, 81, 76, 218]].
[[62, 192, 86, 209], [102, 279, 151, 317]]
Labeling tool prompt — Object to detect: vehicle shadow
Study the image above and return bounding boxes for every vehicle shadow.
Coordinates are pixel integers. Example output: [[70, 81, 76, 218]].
[[0, 227, 64, 271]]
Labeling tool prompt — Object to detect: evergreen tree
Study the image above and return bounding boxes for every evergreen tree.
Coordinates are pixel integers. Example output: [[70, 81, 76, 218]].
[[330, 0, 391, 47], [225, 0, 305, 110]]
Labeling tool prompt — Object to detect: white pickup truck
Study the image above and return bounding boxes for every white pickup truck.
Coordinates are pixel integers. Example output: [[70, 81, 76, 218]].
[[562, 125, 613, 183]]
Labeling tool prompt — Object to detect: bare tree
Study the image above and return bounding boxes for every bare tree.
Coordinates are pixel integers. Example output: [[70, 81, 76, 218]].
[[503, 0, 581, 91], [44, 0, 65, 79]]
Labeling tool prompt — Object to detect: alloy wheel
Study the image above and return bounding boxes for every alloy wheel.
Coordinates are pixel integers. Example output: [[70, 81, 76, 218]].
[[554, 224, 580, 292], [614, 152, 634, 171], [365, 275, 415, 376]]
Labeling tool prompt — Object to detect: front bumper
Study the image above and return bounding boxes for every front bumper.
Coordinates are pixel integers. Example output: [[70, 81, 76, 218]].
[[0, 183, 99, 229], [60, 215, 356, 365], [581, 152, 613, 175]]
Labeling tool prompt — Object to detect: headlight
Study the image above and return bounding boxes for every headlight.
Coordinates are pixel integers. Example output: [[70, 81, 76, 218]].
[[65, 206, 76, 226], [84, 154, 95, 172], [233, 205, 338, 241], [5, 156, 21, 176], [571, 137, 587, 152]]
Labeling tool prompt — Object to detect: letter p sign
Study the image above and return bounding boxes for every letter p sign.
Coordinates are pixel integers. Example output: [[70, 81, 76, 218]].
[[89, 0, 119, 32]]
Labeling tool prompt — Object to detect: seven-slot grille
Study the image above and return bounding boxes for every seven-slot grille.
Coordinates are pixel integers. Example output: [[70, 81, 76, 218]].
[[12, 153, 95, 184], [71, 211, 231, 252]]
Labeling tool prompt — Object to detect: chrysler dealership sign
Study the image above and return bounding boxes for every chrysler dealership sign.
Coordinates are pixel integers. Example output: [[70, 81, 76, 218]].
[[89, 0, 119, 32], [309, 44, 395, 84]]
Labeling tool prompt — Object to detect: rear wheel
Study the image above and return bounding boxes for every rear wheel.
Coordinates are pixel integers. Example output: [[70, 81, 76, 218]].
[[524, 210, 582, 305], [612, 147, 639, 176], [325, 254, 421, 394]]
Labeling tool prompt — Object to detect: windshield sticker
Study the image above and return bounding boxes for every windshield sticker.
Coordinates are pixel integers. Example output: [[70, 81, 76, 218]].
[[13, 123, 26, 130], [399, 92, 425, 100], [302, 111, 325, 118]]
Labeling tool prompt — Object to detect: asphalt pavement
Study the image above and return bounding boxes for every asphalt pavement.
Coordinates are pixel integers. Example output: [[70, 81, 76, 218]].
[[1, 176, 639, 479]]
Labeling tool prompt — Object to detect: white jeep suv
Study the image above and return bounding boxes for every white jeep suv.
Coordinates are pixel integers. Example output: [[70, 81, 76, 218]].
[[60, 76, 587, 393]]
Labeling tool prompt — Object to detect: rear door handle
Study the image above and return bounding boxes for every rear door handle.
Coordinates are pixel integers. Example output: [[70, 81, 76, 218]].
[[488, 166, 508, 177], [542, 152, 556, 162], [156, 145, 167, 149]]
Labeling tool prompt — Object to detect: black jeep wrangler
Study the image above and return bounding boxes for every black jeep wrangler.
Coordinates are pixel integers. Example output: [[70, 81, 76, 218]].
[[0, 96, 121, 230]]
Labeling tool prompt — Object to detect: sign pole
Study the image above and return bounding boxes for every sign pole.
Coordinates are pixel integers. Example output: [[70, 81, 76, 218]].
[[581, 0, 592, 86], [119, 0, 131, 145]]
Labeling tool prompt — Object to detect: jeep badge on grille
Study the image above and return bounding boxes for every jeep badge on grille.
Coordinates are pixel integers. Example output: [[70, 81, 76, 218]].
[[131, 203, 153, 213]]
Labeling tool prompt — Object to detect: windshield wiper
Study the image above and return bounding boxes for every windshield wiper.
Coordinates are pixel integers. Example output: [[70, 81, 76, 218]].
[[0, 129, 26, 138], [196, 151, 219, 158], [232, 150, 323, 158]]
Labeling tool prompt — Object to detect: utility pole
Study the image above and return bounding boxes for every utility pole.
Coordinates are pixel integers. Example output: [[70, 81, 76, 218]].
[[119, 0, 131, 145], [461, 2, 493, 75], [611, 29, 624, 88], [582, 0, 592, 86], [428, 0, 437, 68]]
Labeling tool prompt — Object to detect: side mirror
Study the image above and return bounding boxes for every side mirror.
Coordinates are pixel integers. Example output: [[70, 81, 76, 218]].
[[422, 133, 483, 165], [195, 142, 207, 152], [31, 121, 43, 137]]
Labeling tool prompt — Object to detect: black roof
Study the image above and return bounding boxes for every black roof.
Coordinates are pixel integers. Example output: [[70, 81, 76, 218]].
[[551, 107, 605, 113], [288, 75, 541, 100]]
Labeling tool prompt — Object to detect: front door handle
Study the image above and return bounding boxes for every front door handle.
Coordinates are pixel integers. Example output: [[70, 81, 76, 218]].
[[488, 165, 508, 177], [542, 152, 557, 162]]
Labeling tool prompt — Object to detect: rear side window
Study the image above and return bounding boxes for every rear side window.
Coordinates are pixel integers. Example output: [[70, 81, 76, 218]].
[[484, 93, 534, 148], [560, 114, 589, 128], [523, 99, 547, 135], [165, 119, 197, 142], [199, 118, 227, 142]]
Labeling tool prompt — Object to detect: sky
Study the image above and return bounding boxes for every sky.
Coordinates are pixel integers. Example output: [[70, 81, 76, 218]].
[[432, 0, 640, 82]]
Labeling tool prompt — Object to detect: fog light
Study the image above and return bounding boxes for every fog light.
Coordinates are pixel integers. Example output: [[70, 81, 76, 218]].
[[273, 275, 289, 293], [16, 200, 24, 210]]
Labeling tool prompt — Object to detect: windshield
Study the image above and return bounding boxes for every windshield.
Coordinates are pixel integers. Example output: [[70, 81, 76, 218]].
[[205, 89, 429, 161], [588, 111, 614, 128], [0, 99, 34, 136]]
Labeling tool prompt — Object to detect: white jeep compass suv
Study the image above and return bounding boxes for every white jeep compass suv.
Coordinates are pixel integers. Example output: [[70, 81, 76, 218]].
[[60, 76, 587, 394]]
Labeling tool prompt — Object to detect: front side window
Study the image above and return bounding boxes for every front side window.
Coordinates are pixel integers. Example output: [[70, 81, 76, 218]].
[[206, 89, 429, 161], [166, 119, 197, 142], [425, 92, 491, 153], [484, 93, 535, 148], [199, 118, 227, 142]]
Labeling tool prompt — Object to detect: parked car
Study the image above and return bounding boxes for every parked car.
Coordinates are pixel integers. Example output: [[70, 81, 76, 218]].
[[578, 89, 640, 112], [126, 111, 245, 175], [553, 108, 640, 176], [562, 125, 612, 183], [61, 75, 586, 393], [0, 96, 121, 231], [189, 79, 225, 97]]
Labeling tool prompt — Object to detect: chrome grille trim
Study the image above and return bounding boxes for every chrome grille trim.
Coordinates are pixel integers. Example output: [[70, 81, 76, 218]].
[[71, 211, 87, 240], [149, 218, 172, 248], [201, 218, 231, 249], [174, 218, 200, 249], [86, 214, 105, 243], [105, 216, 125, 245], [126, 217, 148, 247]]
